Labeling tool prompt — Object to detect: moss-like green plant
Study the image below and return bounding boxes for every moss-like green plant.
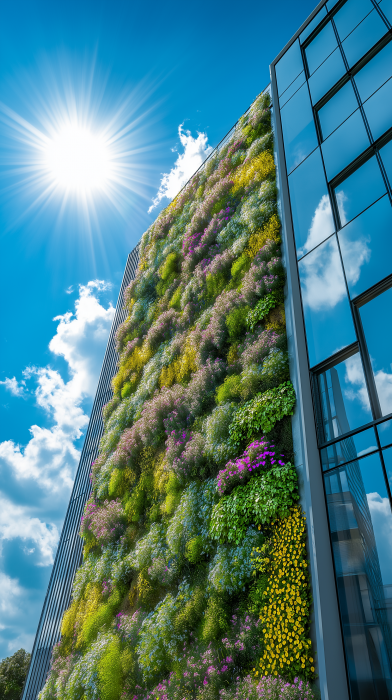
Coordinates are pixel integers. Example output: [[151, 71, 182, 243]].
[[228, 381, 296, 446]]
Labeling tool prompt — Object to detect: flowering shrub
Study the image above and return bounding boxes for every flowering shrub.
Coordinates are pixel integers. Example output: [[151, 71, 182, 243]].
[[40, 91, 317, 700]]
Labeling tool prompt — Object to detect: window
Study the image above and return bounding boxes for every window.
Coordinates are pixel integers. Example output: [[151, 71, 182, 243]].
[[305, 22, 338, 75], [308, 47, 346, 105], [280, 83, 318, 174], [316, 354, 373, 443], [318, 80, 358, 140], [275, 39, 304, 96], [300, 6, 327, 43], [359, 287, 392, 416], [334, 155, 386, 225], [378, 419, 392, 447], [338, 195, 392, 298], [288, 148, 334, 258], [341, 10, 387, 68], [279, 72, 306, 108], [363, 77, 392, 141], [354, 40, 392, 103], [321, 109, 370, 180], [380, 139, 392, 183], [298, 235, 356, 367], [321, 427, 377, 470], [334, 0, 375, 42]]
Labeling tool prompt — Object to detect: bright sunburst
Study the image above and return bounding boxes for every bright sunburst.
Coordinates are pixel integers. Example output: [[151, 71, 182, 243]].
[[44, 125, 113, 193]]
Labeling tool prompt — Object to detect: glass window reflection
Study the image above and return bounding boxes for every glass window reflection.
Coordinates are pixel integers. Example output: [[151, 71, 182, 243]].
[[322, 110, 370, 181], [325, 452, 392, 699], [288, 148, 335, 258], [318, 81, 358, 140], [305, 22, 338, 76], [308, 47, 346, 105], [321, 428, 377, 470], [326, 0, 339, 9], [279, 71, 306, 108], [280, 83, 318, 175], [379, 420, 392, 448], [334, 0, 374, 42], [338, 195, 392, 298], [276, 39, 304, 97], [300, 6, 327, 43], [334, 156, 386, 225], [342, 10, 387, 68], [355, 40, 392, 103], [383, 447, 392, 492], [298, 235, 356, 367], [363, 78, 392, 141], [317, 356, 373, 444], [380, 139, 392, 184], [378, 0, 392, 24], [360, 288, 392, 417]]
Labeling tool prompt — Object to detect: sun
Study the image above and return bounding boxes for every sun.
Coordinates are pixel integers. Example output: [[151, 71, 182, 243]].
[[44, 124, 112, 193]]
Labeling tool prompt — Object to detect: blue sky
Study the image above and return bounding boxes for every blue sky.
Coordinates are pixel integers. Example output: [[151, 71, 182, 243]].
[[0, 0, 316, 659]]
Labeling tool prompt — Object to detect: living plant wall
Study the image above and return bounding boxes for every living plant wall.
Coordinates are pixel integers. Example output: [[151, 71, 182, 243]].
[[40, 92, 318, 700]]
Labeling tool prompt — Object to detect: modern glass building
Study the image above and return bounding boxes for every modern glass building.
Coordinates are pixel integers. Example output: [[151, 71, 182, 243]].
[[23, 1, 392, 699], [271, 0, 392, 697]]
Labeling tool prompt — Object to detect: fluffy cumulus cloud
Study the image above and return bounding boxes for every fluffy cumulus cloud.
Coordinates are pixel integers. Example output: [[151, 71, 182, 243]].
[[148, 124, 212, 212], [0, 280, 114, 655]]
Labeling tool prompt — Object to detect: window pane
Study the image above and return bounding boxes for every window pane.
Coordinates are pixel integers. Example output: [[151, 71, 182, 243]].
[[326, 0, 339, 9], [335, 156, 386, 225], [322, 110, 370, 181], [279, 71, 305, 108], [380, 140, 392, 183], [308, 47, 346, 105], [298, 235, 356, 367], [355, 40, 392, 103], [300, 6, 327, 43], [318, 81, 358, 140], [321, 428, 377, 469], [305, 21, 338, 75], [378, 420, 392, 447], [280, 83, 318, 175], [360, 287, 392, 416], [363, 78, 392, 141], [276, 40, 304, 97], [288, 148, 335, 258], [383, 447, 392, 491], [334, 0, 375, 42], [378, 0, 392, 24], [325, 452, 392, 699], [342, 10, 387, 68], [339, 195, 392, 298], [317, 358, 373, 443]]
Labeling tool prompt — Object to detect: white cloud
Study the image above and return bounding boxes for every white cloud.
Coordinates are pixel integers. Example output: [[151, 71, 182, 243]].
[[300, 236, 347, 312], [0, 377, 26, 397], [298, 195, 335, 258], [367, 492, 392, 584], [148, 124, 212, 212], [0, 497, 59, 566], [344, 354, 371, 411], [0, 572, 23, 615], [374, 370, 392, 417]]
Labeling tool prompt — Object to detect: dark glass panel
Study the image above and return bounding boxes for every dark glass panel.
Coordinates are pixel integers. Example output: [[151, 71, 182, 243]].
[[280, 83, 318, 174], [276, 39, 304, 97], [279, 71, 306, 108], [378, 0, 392, 24], [379, 420, 392, 448], [321, 428, 377, 470], [355, 40, 392, 103], [300, 6, 327, 43], [342, 10, 387, 68], [305, 21, 338, 75], [380, 139, 392, 184], [317, 356, 373, 444], [383, 447, 392, 492], [334, 0, 375, 41], [288, 148, 334, 258], [325, 452, 392, 699], [321, 109, 370, 181], [339, 196, 392, 298], [298, 235, 356, 367], [335, 156, 386, 224], [308, 47, 346, 105], [318, 80, 358, 140], [360, 288, 392, 416], [364, 78, 392, 141]]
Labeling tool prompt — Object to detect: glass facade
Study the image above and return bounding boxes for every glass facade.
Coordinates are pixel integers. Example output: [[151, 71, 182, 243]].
[[274, 0, 392, 697]]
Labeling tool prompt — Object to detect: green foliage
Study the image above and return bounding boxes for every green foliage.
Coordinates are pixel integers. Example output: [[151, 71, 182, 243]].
[[156, 252, 179, 296], [231, 253, 250, 285], [206, 271, 227, 299], [200, 594, 228, 643], [0, 650, 30, 700], [174, 586, 206, 635], [215, 374, 242, 404], [98, 638, 122, 700], [81, 588, 123, 647], [210, 464, 299, 544], [185, 535, 205, 564], [229, 381, 296, 446], [246, 290, 284, 332], [226, 305, 250, 341]]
